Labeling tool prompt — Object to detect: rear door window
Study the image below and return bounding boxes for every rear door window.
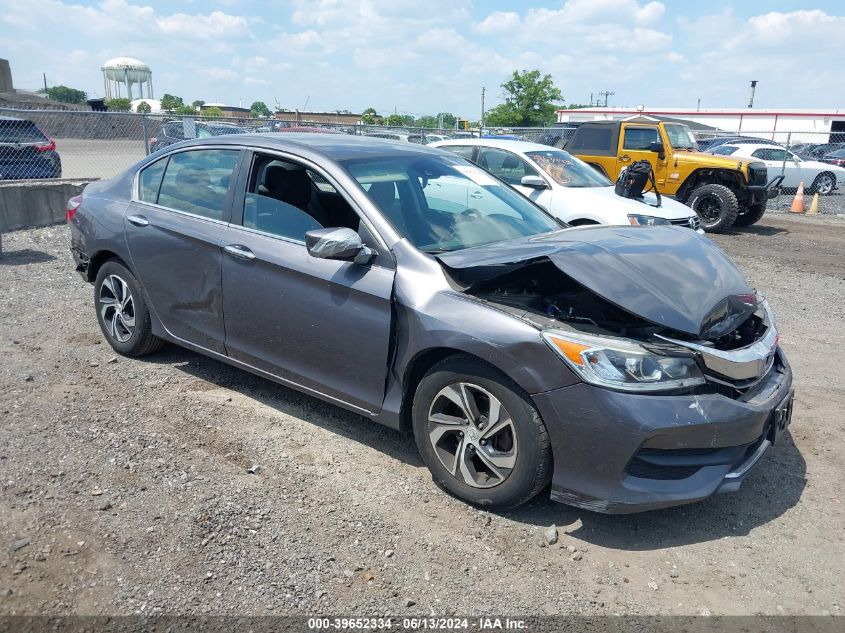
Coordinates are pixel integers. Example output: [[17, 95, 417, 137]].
[[138, 157, 167, 203], [440, 145, 475, 160], [156, 149, 240, 221]]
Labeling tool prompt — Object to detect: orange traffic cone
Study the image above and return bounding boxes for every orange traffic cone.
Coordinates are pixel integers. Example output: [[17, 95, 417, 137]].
[[807, 192, 820, 214], [790, 182, 805, 213]]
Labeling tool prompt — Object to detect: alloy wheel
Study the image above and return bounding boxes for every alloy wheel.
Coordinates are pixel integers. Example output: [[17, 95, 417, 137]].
[[816, 173, 835, 195], [696, 194, 722, 224], [427, 382, 517, 488], [99, 274, 136, 343]]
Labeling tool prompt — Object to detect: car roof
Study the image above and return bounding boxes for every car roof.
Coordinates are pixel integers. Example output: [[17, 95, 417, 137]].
[[725, 143, 787, 152], [162, 132, 454, 162], [433, 138, 557, 153]]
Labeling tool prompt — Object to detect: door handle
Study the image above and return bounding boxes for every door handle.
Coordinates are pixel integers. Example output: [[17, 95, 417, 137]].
[[223, 244, 256, 261], [470, 191, 483, 199], [620, 155, 631, 162], [127, 214, 149, 227]]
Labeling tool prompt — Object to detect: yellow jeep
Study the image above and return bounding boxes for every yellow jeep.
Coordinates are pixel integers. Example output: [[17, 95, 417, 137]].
[[565, 118, 781, 231]]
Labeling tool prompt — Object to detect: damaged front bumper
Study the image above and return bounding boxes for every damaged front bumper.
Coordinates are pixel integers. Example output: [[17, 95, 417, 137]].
[[532, 349, 793, 514]]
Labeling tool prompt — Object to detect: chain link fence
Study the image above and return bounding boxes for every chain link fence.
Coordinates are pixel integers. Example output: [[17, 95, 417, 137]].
[[2, 106, 844, 215]]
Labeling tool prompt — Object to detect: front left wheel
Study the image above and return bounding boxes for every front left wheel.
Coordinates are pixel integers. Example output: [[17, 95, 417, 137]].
[[412, 356, 552, 510], [94, 260, 164, 357], [811, 172, 836, 195]]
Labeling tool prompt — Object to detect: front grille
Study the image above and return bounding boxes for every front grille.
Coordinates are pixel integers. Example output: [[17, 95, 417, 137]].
[[748, 163, 767, 186], [670, 216, 701, 231]]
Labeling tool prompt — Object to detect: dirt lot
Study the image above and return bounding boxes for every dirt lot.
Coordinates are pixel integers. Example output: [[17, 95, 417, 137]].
[[0, 215, 843, 618]]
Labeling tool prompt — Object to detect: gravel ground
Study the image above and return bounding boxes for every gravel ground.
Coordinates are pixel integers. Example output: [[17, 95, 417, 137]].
[[0, 215, 843, 618]]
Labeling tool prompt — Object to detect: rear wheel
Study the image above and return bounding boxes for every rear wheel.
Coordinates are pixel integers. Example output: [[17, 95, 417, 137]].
[[412, 356, 552, 510], [688, 183, 739, 232], [811, 172, 836, 195], [94, 261, 164, 357], [733, 201, 767, 227]]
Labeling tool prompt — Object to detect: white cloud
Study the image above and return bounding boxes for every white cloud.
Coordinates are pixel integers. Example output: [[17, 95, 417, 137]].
[[473, 11, 520, 34], [156, 10, 250, 39]]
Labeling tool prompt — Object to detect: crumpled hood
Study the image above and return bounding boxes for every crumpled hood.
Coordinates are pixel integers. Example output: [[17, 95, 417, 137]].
[[438, 225, 757, 339]]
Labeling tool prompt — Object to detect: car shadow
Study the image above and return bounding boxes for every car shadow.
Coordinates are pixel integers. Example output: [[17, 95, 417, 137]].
[[144, 345, 806, 550], [0, 248, 57, 265], [145, 345, 423, 468], [720, 224, 789, 237], [502, 431, 806, 550]]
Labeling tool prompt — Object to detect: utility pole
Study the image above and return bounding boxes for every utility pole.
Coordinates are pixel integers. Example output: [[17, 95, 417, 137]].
[[598, 90, 615, 107], [480, 86, 485, 131], [697, 98, 701, 112], [43, 73, 48, 92], [748, 80, 758, 108]]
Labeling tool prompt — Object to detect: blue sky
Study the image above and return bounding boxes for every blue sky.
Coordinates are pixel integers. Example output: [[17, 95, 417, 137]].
[[3, 1, 843, 117]]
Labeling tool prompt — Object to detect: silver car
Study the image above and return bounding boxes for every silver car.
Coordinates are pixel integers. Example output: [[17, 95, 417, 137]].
[[68, 134, 793, 513]]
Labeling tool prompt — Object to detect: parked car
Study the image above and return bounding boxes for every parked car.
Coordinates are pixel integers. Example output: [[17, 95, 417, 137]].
[[564, 120, 780, 232], [820, 149, 845, 167], [0, 116, 62, 179], [711, 143, 845, 195], [431, 138, 701, 231], [150, 121, 248, 152], [792, 142, 845, 160], [696, 136, 782, 152], [364, 131, 425, 144], [67, 134, 793, 514]]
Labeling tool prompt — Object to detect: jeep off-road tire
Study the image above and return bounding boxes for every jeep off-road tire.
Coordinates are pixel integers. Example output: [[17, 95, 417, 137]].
[[733, 202, 767, 227], [688, 184, 739, 232], [412, 356, 552, 511]]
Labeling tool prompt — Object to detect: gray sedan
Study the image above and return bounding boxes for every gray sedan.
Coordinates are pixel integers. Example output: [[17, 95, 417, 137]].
[[67, 134, 793, 513]]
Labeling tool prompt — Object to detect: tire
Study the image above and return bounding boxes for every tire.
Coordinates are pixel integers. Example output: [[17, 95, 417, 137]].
[[733, 201, 767, 227], [94, 260, 165, 357], [810, 172, 836, 196], [688, 183, 739, 232], [411, 355, 552, 510]]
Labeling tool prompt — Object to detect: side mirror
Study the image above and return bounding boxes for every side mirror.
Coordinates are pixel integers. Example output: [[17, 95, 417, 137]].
[[305, 227, 374, 265], [520, 175, 549, 189], [648, 141, 666, 160]]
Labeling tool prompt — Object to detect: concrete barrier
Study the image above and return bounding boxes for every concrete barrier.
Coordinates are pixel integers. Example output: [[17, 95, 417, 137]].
[[0, 180, 91, 232]]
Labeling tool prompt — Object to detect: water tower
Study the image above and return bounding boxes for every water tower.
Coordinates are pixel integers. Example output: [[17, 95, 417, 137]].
[[101, 57, 153, 101]]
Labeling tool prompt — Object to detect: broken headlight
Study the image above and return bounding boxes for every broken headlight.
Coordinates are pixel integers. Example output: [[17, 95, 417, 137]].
[[542, 330, 705, 392]]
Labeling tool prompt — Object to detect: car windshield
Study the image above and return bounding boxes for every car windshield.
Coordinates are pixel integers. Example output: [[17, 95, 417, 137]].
[[664, 124, 697, 150], [341, 154, 562, 253], [524, 149, 612, 188]]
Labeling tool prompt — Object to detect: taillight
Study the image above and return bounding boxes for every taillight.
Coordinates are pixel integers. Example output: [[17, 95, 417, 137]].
[[35, 138, 56, 152], [66, 194, 82, 222]]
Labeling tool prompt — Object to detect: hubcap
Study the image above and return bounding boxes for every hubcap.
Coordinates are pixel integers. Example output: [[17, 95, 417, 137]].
[[817, 174, 834, 194], [99, 274, 136, 343], [427, 382, 517, 489]]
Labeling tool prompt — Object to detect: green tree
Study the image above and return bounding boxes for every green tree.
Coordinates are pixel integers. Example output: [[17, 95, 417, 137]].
[[192, 99, 205, 108], [360, 107, 380, 125], [485, 70, 563, 126], [201, 106, 224, 118], [176, 104, 199, 115], [385, 113, 404, 127], [46, 85, 87, 104], [159, 94, 184, 112], [106, 98, 131, 111], [415, 115, 438, 128], [136, 100, 152, 114], [437, 112, 457, 128], [250, 101, 271, 117]]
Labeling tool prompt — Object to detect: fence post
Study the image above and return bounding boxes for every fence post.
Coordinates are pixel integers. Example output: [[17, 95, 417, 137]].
[[780, 132, 791, 177], [141, 113, 150, 156]]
